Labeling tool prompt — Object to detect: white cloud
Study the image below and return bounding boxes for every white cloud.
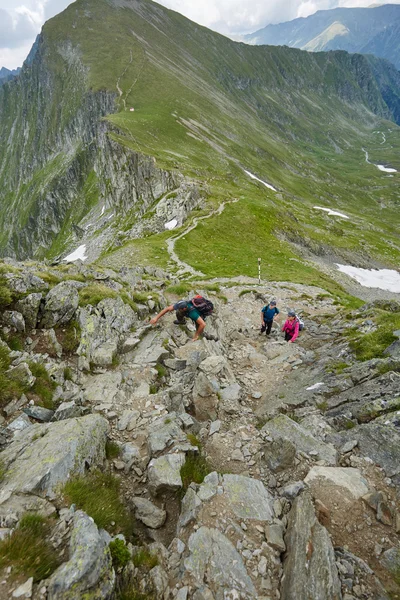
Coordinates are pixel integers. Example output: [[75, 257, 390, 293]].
[[0, 0, 400, 68]]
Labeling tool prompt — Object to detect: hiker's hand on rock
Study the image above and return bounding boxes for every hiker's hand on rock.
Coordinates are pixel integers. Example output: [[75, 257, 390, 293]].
[[149, 317, 157, 325]]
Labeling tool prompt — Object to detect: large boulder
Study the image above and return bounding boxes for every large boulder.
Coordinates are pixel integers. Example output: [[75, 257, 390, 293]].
[[77, 298, 137, 366], [2, 310, 25, 332], [331, 420, 400, 478], [15, 293, 42, 329], [148, 453, 185, 495], [47, 510, 115, 599], [0, 415, 108, 503], [192, 372, 219, 421], [281, 493, 342, 600], [221, 474, 274, 521], [262, 415, 337, 465], [184, 527, 256, 598], [131, 497, 166, 529], [304, 467, 369, 504], [41, 282, 79, 328]]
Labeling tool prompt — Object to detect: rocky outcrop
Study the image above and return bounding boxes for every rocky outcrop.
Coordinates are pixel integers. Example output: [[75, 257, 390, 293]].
[[47, 510, 115, 599], [281, 493, 342, 600], [0, 415, 108, 503]]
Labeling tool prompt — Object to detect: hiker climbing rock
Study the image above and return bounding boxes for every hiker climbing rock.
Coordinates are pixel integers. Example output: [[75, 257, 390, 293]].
[[282, 309, 300, 343], [260, 298, 280, 336], [150, 295, 215, 341]]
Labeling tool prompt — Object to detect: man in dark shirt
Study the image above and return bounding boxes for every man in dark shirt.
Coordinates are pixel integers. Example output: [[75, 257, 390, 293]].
[[150, 300, 206, 341], [260, 299, 280, 336]]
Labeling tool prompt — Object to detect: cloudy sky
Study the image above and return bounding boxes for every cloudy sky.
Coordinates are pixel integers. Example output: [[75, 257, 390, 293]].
[[0, 0, 398, 69]]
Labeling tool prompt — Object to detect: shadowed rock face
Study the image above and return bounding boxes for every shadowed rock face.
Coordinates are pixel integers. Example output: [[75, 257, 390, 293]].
[[281, 493, 342, 600]]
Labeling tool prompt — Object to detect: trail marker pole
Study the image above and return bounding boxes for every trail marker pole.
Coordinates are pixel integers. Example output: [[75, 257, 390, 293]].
[[258, 258, 261, 284]]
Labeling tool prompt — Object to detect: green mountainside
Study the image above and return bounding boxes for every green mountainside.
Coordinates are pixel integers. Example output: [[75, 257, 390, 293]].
[[245, 4, 400, 70], [0, 0, 399, 298]]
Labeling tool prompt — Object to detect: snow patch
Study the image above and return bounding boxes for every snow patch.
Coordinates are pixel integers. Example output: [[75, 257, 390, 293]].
[[314, 206, 349, 219], [165, 218, 178, 230], [101, 205, 105, 216], [362, 148, 397, 173], [63, 244, 87, 263], [376, 164, 397, 173], [307, 382, 325, 391], [244, 170, 277, 192], [336, 264, 400, 293]]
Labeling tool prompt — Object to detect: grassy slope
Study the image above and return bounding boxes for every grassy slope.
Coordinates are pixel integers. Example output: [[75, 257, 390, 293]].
[[1, 0, 400, 297]]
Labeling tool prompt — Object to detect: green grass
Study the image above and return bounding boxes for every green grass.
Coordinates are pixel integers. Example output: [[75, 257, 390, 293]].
[[378, 361, 400, 375], [78, 284, 118, 306], [63, 471, 133, 537], [0, 459, 5, 482], [180, 451, 213, 491], [60, 320, 81, 354], [0, 346, 30, 408], [132, 549, 158, 571], [186, 433, 201, 448], [155, 363, 167, 379], [63, 366, 73, 381], [348, 311, 400, 361], [106, 440, 121, 460], [29, 362, 57, 410], [165, 282, 192, 296], [326, 361, 350, 374], [0, 513, 59, 582], [109, 538, 131, 569]]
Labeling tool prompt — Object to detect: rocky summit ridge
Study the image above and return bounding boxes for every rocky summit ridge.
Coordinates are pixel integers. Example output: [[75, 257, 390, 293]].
[[0, 257, 399, 598]]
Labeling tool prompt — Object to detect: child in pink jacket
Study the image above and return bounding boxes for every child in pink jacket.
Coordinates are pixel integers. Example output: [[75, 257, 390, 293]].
[[282, 310, 299, 343]]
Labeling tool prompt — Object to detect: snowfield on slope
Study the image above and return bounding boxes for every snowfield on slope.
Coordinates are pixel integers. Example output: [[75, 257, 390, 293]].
[[244, 170, 277, 192], [336, 265, 400, 293], [314, 206, 349, 219], [63, 244, 88, 262]]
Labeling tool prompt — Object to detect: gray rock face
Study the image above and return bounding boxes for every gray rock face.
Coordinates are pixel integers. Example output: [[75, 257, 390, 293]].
[[334, 421, 400, 477], [7, 362, 35, 388], [0, 415, 108, 503], [263, 438, 296, 473], [131, 497, 166, 529], [148, 453, 185, 495], [41, 282, 79, 328], [41, 328, 63, 358], [184, 527, 256, 598], [221, 474, 274, 521], [47, 510, 115, 599], [304, 467, 369, 501], [380, 547, 400, 580], [2, 310, 25, 332], [77, 298, 136, 366], [15, 293, 42, 329], [52, 401, 82, 421], [23, 406, 54, 422], [262, 415, 337, 465], [281, 493, 342, 600], [148, 415, 188, 456], [192, 372, 219, 421]]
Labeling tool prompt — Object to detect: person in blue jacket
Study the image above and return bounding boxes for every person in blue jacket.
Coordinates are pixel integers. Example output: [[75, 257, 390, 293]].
[[260, 298, 280, 336]]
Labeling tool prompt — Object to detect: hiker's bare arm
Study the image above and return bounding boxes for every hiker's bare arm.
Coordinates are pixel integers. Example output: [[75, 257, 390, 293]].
[[261, 312, 264, 324], [150, 305, 174, 325], [193, 317, 206, 341]]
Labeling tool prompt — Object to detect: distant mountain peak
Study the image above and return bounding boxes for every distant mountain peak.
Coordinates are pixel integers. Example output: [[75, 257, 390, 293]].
[[245, 3, 400, 70]]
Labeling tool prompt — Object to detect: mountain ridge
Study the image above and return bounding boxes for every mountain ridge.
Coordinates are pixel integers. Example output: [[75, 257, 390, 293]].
[[245, 4, 400, 70], [0, 0, 399, 297]]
